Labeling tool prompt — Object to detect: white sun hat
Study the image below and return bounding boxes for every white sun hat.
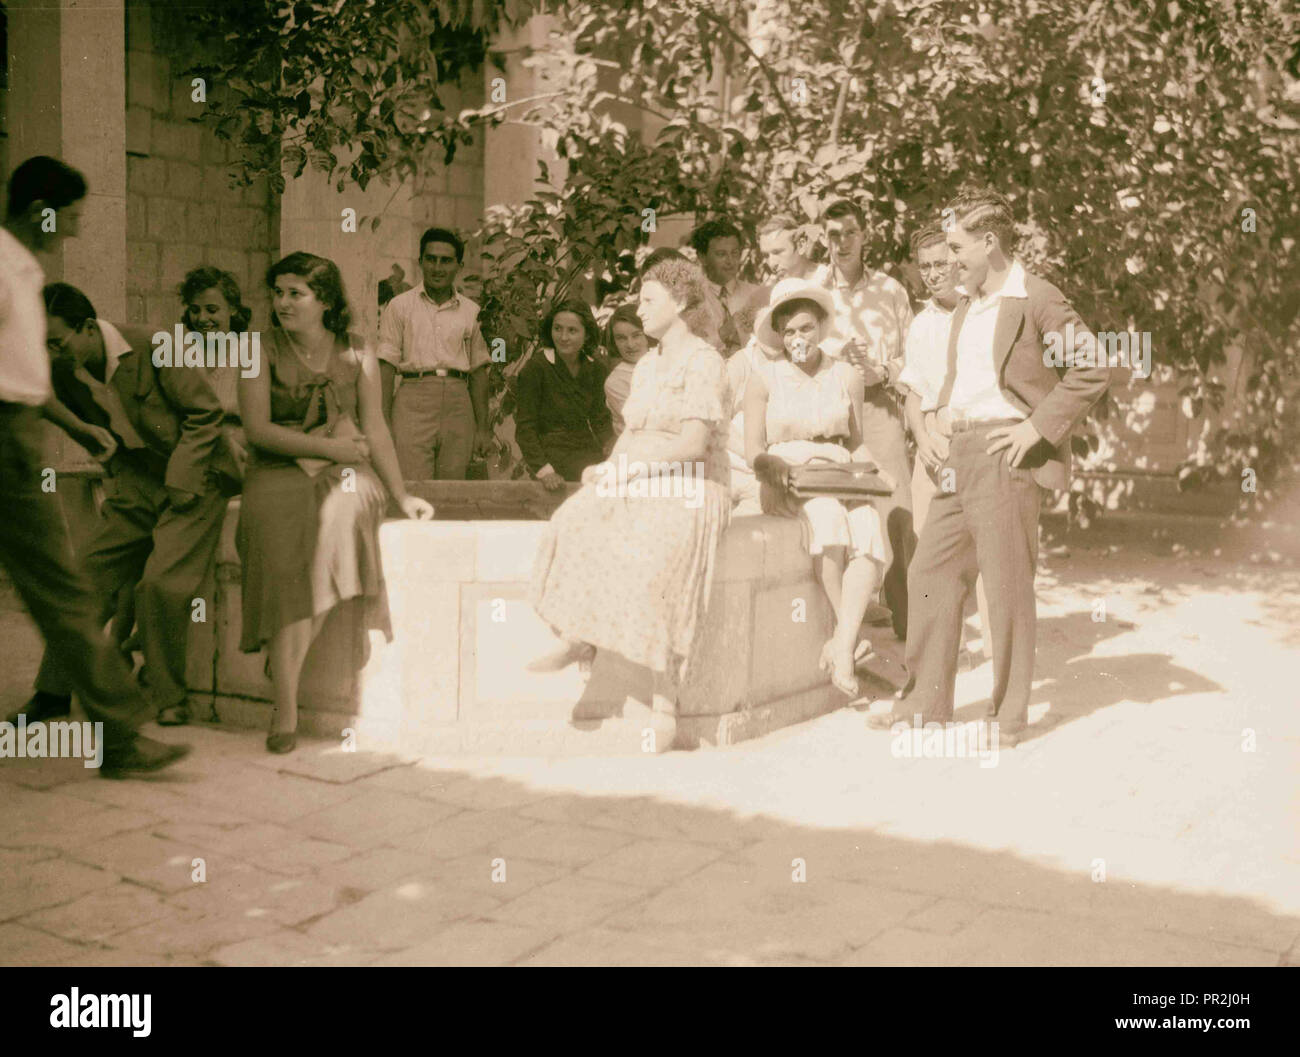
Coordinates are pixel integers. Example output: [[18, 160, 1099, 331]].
[[754, 277, 838, 351]]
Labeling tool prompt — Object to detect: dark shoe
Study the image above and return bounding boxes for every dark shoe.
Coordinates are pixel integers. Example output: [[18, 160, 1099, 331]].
[[100, 736, 191, 779], [4, 691, 72, 726], [157, 703, 190, 727], [266, 731, 297, 754]]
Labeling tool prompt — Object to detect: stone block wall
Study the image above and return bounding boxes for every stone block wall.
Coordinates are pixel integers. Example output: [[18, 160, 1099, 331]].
[[124, 0, 279, 330]]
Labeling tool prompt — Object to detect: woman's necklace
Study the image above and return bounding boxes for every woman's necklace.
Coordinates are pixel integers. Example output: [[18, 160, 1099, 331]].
[[285, 330, 333, 374]]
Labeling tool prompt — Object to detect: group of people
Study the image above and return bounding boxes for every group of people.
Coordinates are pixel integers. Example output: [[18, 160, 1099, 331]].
[[1, 155, 433, 773], [527, 197, 1110, 749], [0, 148, 1109, 777]]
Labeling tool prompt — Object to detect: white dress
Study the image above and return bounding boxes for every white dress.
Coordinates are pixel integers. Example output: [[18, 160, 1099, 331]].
[[763, 354, 888, 564]]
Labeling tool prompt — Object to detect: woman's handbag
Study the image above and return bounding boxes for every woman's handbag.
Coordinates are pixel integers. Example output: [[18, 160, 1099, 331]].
[[787, 457, 895, 501]]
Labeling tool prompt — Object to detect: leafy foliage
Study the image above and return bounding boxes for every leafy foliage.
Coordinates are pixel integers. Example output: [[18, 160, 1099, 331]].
[[186, 0, 1300, 505], [181, 0, 534, 193]]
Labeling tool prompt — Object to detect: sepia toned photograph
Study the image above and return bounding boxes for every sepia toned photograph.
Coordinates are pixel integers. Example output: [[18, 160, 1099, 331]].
[[0, 0, 1296, 994]]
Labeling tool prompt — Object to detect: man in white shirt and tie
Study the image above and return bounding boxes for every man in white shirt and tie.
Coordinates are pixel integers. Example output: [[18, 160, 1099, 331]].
[[898, 223, 991, 665], [871, 188, 1111, 745]]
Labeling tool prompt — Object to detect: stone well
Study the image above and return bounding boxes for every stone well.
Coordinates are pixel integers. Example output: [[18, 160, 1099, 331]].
[[185, 482, 900, 754]]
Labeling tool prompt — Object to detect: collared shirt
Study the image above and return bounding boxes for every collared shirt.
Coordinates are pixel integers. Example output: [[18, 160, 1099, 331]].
[[376, 285, 490, 373], [899, 298, 958, 411], [814, 262, 914, 384], [707, 278, 768, 353], [61, 320, 148, 449], [0, 226, 52, 404], [948, 259, 1029, 422]]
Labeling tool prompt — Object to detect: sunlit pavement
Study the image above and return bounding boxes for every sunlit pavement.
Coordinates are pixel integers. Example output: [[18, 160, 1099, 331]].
[[2, 517, 1298, 966]]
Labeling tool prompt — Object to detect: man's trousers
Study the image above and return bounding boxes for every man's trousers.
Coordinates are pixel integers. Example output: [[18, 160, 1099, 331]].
[[36, 458, 229, 715], [902, 422, 1040, 731], [392, 374, 475, 480], [860, 393, 915, 640], [0, 404, 149, 749]]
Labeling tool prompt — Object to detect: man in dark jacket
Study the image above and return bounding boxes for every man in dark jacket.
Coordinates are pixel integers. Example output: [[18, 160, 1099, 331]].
[[870, 187, 1112, 745]]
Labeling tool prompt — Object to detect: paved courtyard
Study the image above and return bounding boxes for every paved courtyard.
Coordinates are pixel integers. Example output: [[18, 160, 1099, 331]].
[[2, 513, 1298, 967]]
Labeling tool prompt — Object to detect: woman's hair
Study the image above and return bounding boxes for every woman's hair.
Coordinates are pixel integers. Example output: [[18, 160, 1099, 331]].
[[771, 296, 828, 335], [640, 257, 712, 340], [179, 266, 251, 333], [603, 304, 644, 359], [542, 298, 600, 356], [266, 251, 351, 338]]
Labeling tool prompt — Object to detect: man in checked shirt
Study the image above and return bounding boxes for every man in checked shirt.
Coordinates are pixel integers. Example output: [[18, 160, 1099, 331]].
[[814, 198, 916, 641], [377, 227, 494, 480]]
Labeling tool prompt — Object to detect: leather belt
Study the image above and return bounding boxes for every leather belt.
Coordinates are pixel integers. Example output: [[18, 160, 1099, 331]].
[[809, 434, 850, 446], [401, 367, 469, 381], [950, 416, 1024, 433]]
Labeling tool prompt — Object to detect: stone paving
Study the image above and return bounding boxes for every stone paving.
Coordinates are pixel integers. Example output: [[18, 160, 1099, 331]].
[[2, 519, 1299, 966]]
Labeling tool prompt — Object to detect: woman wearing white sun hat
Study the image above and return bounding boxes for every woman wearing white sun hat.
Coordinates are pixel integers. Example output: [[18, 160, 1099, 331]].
[[744, 277, 893, 698]]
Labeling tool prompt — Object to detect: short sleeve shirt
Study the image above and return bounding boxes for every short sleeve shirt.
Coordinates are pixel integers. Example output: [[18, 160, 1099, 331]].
[[376, 286, 490, 373]]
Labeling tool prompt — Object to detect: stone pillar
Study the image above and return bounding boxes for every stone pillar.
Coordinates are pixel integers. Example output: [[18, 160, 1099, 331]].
[[482, 14, 566, 210], [7, 0, 126, 494], [6, 0, 128, 321]]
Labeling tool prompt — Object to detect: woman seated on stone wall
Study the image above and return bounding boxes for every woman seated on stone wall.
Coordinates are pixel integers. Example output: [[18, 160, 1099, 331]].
[[528, 257, 732, 750], [179, 265, 253, 479], [744, 278, 890, 699], [602, 303, 650, 440], [109, 266, 256, 689], [237, 251, 432, 754], [514, 298, 613, 491]]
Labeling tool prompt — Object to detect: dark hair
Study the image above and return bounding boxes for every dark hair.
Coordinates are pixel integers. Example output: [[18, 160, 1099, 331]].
[[7, 156, 87, 219], [179, 266, 252, 333], [419, 227, 465, 263], [542, 298, 600, 357], [821, 198, 865, 228], [266, 251, 351, 338], [946, 186, 1018, 254], [603, 304, 644, 359], [771, 297, 828, 334], [642, 257, 712, 341], [909, 223, 949, 259], [43, 282, 97, 330], [689, 219, 743, 257]]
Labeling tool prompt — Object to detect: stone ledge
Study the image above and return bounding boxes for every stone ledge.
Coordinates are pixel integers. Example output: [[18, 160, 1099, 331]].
[[192, 497, 851, 754]]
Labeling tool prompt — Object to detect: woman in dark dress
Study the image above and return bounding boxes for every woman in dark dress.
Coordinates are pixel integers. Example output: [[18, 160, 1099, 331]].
[[514, 299, 612, 491], [238, 252, 432, 753]]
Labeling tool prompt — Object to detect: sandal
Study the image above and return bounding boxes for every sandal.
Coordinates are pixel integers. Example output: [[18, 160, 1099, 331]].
[[157, 704, 190, 727]]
